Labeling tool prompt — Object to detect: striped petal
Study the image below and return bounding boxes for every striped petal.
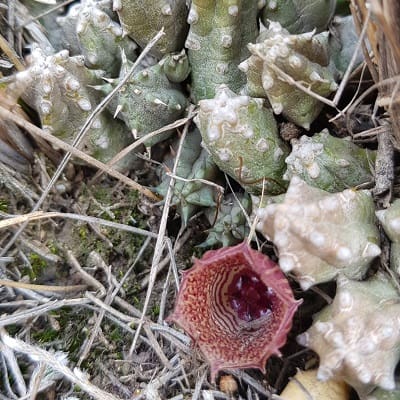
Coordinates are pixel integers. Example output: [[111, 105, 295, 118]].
[[168, 242, 300, 380]]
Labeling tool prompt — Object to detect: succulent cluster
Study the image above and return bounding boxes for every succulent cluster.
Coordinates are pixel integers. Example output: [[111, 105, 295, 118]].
[[261, 0, 336, 34], [57, 0, 138, 76], [13, 0, 364, 184], [10, 45, 138, 170], [196, 85, 289, 195], [239, 21, 337, 129], [8, 0, 400, 396], [201, 192, 251, 247], [101, 50, 190, 146], [255, 177, 400, 395], [155, 128, 220, 225], [297, 274, 400, 397], [284, 129, 376, 192], [186, 0, 260, 102], [257, 177, 381, 289]]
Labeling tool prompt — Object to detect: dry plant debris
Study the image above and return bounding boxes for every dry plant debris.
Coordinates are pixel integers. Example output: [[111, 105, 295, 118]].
[[0, 0, 400, 399]]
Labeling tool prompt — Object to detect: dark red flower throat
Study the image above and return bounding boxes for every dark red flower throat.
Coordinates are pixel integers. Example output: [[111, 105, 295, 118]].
[[228, 268, 276, 322]]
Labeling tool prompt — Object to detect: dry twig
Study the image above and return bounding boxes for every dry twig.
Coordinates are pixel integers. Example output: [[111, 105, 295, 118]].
[[129, 106, 196, 356], [0, 329, 123, 400]]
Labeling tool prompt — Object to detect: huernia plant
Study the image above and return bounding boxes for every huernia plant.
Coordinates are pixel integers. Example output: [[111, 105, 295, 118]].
[[10, 45, 137, 170], [196, 85, 289, 195], [239, 21, 337, 129], [101, 50, 189, 146], [261, 0, 336, 34], [257, 177, 381, 289], [155, 128, 220, 225], [185, 0, 260, 101], [297, 274, 400, 397], [284, 129, 376, 191], [329, 15, 366, 77], [6, 1, 395, 397], [201, 192, 252, 248], [113, 0, 189, 58], [73, 0, 138, 76]]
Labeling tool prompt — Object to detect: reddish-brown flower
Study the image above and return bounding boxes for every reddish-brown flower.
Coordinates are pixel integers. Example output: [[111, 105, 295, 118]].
[[168, 242, 301, 380]]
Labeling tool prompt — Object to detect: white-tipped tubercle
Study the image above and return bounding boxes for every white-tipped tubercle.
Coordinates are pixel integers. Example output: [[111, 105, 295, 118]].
[[328, 331, 344, 348], [362, 242, 381, 259], [228, 5, 238, 16], [336, 246, 352, 262], [389, 217, 400, 233], [279, 256, 294, 272], [358, 338, 376, 354], [378, 375, 395, 391], [315, 321, 331, 334], [337, 290, 353, 311], [346, 352, 361, 368], [274, 232, 288, 247], [298, 276, 315, 290], [317, 366, 333, 381], [296, 332, 309, 346], [309, 231, 325, 247], [187, 8, 198, 24], [272, 102, 283, 114], [357, 368, 372, 384]]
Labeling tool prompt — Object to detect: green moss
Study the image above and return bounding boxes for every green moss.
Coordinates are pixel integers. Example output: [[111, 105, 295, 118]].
[[25, 307, 88, 364], [67, 182, 153, 302], [73, 385, 82, 393], [48, 241, 59, 255], [125, 280, 142, 308], [32, 327, 59, 343], [150, 304, 160, 319], [109, 326, 125, 343], [0, 198, 8, 212], [71, 223, 111, 260], [6, 324, 20, 336], [54, 308, 87, 361], [25, 253, 48, 281], [78, 225, 88, 241], [126, 189, 140, 203]]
